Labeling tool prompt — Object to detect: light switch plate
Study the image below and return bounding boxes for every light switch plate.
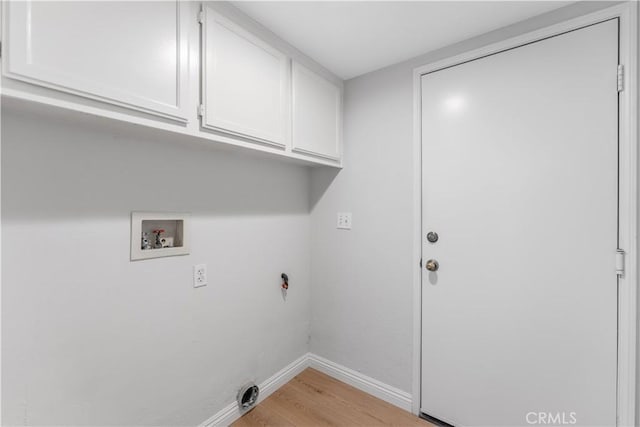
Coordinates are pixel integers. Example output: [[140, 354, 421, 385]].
[[337, 212, 352, 230]]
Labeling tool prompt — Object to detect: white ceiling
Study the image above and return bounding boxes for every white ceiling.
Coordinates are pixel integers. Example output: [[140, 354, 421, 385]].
[[232, 1, 572, 80]]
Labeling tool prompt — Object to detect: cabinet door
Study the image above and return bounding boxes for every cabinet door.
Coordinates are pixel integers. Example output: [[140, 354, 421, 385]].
[[201, 7, 288, 148], [2, 1, 189, 122], [292, 62, 342, 161]]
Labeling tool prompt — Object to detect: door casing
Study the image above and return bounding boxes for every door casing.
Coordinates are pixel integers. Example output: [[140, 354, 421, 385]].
[[411, 3, 638, 425]]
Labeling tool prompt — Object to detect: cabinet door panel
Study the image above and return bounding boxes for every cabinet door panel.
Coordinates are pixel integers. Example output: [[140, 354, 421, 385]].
[[292, 62, 341, 160], [3, 1, 189, 121], [201, 8, 287, 147]]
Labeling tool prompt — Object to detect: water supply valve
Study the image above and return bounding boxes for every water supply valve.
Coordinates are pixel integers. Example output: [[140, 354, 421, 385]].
[[152, 229, 165, 249]]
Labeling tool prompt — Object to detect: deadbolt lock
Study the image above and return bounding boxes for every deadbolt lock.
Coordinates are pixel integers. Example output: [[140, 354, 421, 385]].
[[427, 232, 439, 243], [425, 259, 439, 272]]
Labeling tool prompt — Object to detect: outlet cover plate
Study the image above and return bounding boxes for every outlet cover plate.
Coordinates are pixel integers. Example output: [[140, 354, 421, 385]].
[[194, 264, 207, 288]]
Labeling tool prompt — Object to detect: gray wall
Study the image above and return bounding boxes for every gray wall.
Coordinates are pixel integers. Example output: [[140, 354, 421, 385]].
[[2, 107, 312, 426], [309, 0, 635, 405]]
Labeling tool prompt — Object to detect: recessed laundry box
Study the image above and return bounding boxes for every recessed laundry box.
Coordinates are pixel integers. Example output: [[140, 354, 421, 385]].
[[130, 212, 190, 260]]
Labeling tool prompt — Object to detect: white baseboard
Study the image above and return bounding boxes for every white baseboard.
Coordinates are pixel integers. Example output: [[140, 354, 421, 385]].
[[200, 353, 310, 427], [199, 353, 413, 426], [307, 353, 413, 412]]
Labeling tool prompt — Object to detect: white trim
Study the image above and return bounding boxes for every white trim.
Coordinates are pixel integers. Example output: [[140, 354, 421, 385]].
[[0, 90, 342, 169], [614, 3, 638, 426], [411, 58, 423, 416], [412, 3, 637, 425], [413, 4, 631, 77], [199, 353, 310, 427], [307, 353, 413, 412], [199, 353, 414, 427], [0, 41, 4, 425], [290, 145, 342, 162]]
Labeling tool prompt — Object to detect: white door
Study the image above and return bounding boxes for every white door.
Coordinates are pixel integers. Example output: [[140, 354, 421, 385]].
[[421, 20, 619, 426], [292, 61, 342, 161], [201, 6, 288, 147]]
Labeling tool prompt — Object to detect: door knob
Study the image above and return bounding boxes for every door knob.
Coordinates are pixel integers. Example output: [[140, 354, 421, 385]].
[[425, 259, 439, 272]]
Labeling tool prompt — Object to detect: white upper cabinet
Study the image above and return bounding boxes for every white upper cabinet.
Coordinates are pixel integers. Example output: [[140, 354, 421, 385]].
[[2, 1, 189, 122], [1, 2, 343, 166], [292, 62, 342, 161], [201, 6, 288, 148]]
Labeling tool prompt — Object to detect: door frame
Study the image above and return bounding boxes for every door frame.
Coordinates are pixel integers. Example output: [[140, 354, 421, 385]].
[[411, 3, 638, 425]]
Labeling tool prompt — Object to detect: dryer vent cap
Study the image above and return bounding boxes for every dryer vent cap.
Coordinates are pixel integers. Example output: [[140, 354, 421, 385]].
[[237, 383, 259, 410]]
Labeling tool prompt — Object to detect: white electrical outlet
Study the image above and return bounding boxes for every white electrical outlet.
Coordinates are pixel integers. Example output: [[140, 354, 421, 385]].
[[193, 264, 207, 288], [337, 212, 352, 230]]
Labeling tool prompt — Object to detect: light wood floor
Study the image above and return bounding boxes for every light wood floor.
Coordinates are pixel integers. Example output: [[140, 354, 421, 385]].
[[232, 368, 433, 427]]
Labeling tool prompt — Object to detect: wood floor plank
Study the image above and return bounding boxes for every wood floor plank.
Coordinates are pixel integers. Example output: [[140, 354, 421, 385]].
[[232, 368, 433, 427], [297, 369, 424, 425], [284, 376, 386, 426], [233, 401, 297, 427], [266, 387, 341, 426]]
